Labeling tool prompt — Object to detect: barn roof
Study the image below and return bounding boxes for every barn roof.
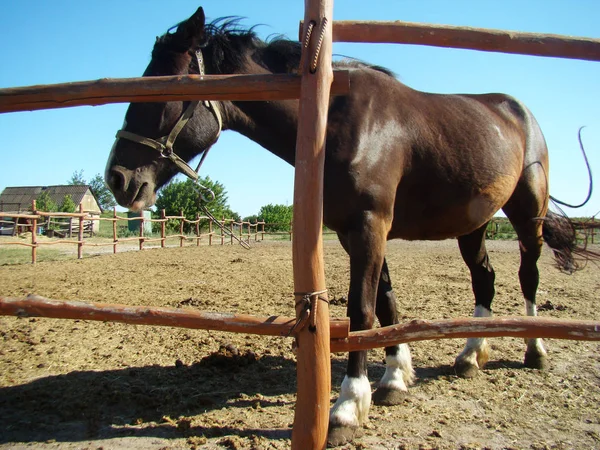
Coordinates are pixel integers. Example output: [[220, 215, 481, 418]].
[[0, 185, 96, 213]]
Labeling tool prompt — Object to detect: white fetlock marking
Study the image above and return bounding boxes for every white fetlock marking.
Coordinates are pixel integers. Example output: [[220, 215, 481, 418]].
[[330, 375, 371, 427], [379, 344, 415, 390], [525, 300, 546, 356], [457, 305, 492, 367], [525, 299, 537, 317]]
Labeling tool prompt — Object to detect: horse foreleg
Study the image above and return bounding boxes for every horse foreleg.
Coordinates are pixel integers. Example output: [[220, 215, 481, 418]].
[[454, 225, 495, 378], [372, 258, 414, 405], [328, 218, 386, 447]]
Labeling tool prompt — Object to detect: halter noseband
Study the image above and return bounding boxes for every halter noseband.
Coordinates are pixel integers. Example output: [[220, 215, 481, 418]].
[[115, 49, 223, 182]]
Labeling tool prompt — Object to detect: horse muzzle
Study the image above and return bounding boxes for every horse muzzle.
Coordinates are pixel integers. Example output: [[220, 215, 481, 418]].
[[106, 165, 157, 211]]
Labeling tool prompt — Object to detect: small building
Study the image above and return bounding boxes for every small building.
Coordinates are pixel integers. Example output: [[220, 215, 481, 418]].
[[0, 185, 102, 236]]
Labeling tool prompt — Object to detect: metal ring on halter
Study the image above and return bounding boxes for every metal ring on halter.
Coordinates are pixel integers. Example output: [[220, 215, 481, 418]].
[[192, 181, 215, 203]]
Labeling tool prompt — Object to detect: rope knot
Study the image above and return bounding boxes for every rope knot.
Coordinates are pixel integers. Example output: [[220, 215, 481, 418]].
[[288, 289, 328, 336]]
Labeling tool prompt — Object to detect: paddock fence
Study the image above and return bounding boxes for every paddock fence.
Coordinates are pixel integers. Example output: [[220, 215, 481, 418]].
[[0, 200, 273, 263], [2, 3, 600, 447], [1, 202, 595, 264]]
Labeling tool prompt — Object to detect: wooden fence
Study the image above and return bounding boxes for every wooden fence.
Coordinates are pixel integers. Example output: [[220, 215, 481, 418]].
[[1, 4, 600, 447], [0, 200, 268, 263], [1, 203, 595, 264]]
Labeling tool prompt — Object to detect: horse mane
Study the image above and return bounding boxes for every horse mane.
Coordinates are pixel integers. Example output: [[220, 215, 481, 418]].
[[153, 16, 395, 77]]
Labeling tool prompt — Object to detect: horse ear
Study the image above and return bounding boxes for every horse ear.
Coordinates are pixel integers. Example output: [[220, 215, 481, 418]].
[[175, 7, 207, 49]]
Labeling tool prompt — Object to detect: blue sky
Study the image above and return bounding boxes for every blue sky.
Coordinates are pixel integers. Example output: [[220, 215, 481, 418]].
[[1, 1, 598, 218]]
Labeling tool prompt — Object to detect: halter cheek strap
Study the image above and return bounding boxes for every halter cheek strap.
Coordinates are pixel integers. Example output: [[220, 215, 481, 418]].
[[114, 49, 223, 182]]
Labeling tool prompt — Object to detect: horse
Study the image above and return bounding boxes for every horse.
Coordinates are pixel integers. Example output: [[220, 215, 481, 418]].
[[105, 7, 593, 446]]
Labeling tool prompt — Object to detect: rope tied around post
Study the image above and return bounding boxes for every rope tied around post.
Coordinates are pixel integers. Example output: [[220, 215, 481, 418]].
[[302, 17, 329, 74], [289, 289, 328, 335]]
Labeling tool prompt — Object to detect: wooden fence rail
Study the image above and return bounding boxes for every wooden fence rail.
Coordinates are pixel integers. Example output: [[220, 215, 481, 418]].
[[1, 295, 598, 353], [300, 20, 600, 62]]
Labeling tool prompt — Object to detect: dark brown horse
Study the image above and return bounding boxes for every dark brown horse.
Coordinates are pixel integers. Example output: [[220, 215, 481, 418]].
[[105, 7, 593, 446]]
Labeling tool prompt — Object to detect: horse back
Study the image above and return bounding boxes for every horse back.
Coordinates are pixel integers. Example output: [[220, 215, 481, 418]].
[[324, 68, 548, 240]]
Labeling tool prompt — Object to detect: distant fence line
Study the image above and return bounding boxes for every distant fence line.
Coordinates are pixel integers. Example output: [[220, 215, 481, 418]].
[[0, 200, 596, 264], [0, 201, 269, 264]]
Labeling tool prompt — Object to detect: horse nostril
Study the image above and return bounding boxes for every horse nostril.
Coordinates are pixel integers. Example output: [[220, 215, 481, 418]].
[[107, 167, 129, 194]]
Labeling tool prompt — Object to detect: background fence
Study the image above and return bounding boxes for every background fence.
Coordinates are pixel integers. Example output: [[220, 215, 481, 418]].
[[0, 201, 270, 263], [1, 201, 595, 265]]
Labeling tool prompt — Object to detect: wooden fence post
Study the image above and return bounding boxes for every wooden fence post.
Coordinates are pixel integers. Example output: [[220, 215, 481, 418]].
[[78, 204, 84, 259], [196, 212, 201, 246], [161, 209, 166, 248], [291, 0, 333, 448], [209, 219, 213, 246], [180, 209, 185, 248], [138, 210, 144, 251], [221, 216, 225, 245], [112, 207, 118, 254], [31, 200, 37, 264]]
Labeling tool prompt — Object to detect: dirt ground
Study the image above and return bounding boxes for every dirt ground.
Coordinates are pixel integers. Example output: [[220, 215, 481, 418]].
[[0, 239, 599, 449]]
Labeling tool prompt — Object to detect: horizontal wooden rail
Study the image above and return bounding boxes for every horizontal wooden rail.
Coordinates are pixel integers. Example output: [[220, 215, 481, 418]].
[[0, 71, 351, 114], [0, 295, 350, 339], [300, 20, 600, 61], [2, 296, 598, 353], [330, 316, 600, 352]]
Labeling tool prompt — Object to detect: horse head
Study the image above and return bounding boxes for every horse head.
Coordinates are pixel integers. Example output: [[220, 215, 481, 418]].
[[105, 7, 222, 211]]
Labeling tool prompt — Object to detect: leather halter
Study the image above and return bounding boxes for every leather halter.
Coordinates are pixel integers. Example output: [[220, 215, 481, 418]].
[[115, 49, 222, 182]]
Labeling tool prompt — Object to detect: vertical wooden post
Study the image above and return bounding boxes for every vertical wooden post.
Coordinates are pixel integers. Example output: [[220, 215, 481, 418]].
[[112, 207, 117, 253], [139, 210, 144, 251], [209, 219, 213, 246], [161, 209, 166, 248], [78, 204, 84, 259], [196, 213, 201, 246], [261, 221, 265, 241], [31, 200, 38, 264], [292, 1, 333, 448], [231, 219, 235, 245], [180, 209, 185, 248], [221, 216, 225, 245]]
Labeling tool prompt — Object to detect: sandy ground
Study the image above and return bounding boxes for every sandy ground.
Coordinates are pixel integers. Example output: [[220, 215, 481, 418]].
[[0, 239, 599, 449]]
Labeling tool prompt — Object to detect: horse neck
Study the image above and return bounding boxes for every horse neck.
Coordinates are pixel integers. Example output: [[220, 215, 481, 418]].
[[224, 99, 299, 166], [208, 40, 300, 166]]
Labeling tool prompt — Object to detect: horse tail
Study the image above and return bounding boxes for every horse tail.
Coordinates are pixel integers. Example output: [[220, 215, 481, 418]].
[[542, 127, 598, 273], [549, 127, 593, 208]]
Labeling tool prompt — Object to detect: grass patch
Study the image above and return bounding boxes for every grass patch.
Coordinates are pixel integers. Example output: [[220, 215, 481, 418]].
[[0, 246, 71, 265]]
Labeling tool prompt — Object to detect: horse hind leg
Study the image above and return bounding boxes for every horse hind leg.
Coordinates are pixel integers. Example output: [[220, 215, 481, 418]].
[[512, 218, 548, 370], [454, 224, 495, 378], [372, 258, 415, 406]]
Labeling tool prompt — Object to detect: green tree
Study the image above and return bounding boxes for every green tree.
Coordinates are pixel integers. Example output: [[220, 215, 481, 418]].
[[89, 173, 116, 211], [59, 195, 77, 213], [243, 214, 258, 224], [68, 169, 86, 185], [258, 204, 293, 231], [35, 190, 58, 212], [155, 177, 237, 232]]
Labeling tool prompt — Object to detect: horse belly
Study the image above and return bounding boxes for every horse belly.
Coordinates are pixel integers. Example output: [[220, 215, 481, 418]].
[[390, 173, 519, 241]]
